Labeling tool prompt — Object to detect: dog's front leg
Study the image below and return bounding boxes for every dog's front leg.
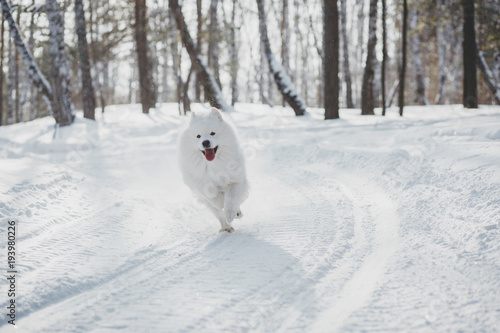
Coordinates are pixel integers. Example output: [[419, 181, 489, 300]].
[[224, 182, 248, 223], [199, 196, 233, 232]]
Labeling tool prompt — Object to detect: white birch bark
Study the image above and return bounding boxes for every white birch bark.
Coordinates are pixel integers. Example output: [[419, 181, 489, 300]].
[[435, 0, 447, 104], [228, 0, 238, 106], [46, 0, 74, 126], [409, 8, 429, 105], [7, 34, 13, 124], [1, 0, 53, 117], [477, 45, 500, 104], [340, 0, 353, 108], [256, 0, 306, 116]]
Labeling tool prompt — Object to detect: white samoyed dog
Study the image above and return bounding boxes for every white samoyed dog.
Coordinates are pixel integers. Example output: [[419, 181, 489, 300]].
[[178, 108, 248, 232]]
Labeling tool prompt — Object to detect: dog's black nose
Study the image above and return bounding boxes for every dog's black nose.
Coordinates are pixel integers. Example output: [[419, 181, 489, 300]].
[[202, 140, 211, 148]]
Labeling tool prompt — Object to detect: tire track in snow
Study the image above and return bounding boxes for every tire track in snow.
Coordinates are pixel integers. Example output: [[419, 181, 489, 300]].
[[312, 171, 400, 331]]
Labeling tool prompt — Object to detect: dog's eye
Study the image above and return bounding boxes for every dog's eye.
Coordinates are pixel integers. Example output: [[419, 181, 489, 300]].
[[196, 135, 201, 138], [210, 132, 216, 136]]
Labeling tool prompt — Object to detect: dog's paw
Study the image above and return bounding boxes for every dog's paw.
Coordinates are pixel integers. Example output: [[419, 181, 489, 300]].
[[219, 226, 234, 233], [225, 209, 237, 223], [236, 210, 243, 219]]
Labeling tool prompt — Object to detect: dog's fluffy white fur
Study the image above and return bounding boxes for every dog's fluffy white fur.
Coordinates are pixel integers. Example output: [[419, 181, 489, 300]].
[[178, 108, 248, 232]]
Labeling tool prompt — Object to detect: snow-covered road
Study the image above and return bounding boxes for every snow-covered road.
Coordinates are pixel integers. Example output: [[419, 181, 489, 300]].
[[1, 103, 499, 332]]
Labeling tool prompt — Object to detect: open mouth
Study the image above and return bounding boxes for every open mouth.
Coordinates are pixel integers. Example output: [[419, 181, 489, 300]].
[[201, 146, 218, 161]]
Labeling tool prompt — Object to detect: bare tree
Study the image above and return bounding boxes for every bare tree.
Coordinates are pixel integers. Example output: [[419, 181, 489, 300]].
[[168, 0, 232, 112], [46, 0, 74, 126], [256, 0, 306, 116], [399, 0, 408, 116], [381, 0, 387, 115], [134, 0, 156, 113], [281, 0, 289, 106], [361, 0, 378, 115], [409, 7, 429, 105], [207, 0, 221, 91], [435, 0, 448, 104], [168, 10, 182, 111], [195, 0, 202, 102], [477, 44, 500, 104], [2, 0, 70, 125], [74, 0, 96, 120], [0, 15, 3, 125], [462, 0, 477, 108], [340, 0, 353, 108], [324, 0, 339, 119], [224, 0, 238, 106]]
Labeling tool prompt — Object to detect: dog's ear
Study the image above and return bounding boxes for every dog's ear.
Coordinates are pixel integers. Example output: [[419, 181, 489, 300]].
[[210, 108, 223, 121]]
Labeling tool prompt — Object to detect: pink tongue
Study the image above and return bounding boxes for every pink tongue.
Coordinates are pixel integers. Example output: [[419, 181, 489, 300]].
[[205, 148, 215, 161]]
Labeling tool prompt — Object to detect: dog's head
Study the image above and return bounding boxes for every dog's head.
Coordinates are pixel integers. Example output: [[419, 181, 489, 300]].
[[186, 108, 229, 162]]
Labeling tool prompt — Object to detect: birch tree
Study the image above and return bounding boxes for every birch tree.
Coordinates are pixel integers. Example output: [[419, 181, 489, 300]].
[[340, 0, 353, 108], [195, 0, 202, 102], [399, 0, 408, 116], [409, 7, 429, 105], [74, 0, 96, 120], [324, 0, 339, 119], [477, 45, 500, 104], [256, 0, 306, 116], [168, 0, 232, 112], [207, 0, 221, 90], [1, 0, 64, 124], [225, 0, 238, 106], [168, 11, 182, 111], [361, 0, 378, 115], [46, 0, 74, 126], [435, 0, 448, 104], [281, 0, 290, 106], [0, 16, 3, 125]]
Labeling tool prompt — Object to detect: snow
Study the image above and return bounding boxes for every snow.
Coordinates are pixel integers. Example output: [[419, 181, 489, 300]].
[[1, 103, 499, 332]]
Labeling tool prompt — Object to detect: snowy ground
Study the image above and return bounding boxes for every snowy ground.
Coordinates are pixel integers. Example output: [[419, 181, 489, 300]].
[[0, 103, 499, 332]]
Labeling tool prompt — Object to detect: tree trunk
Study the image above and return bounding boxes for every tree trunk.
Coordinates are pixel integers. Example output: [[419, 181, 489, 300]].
[[256, 0, 306, 116], [477, 45, 500, 104], [361, 0, 378, 115], [74, 0, 96, 120], [340, 0, 353, 109], [207, 0, 221, 90], [409, 8, 429, 105], [281, 0, 289, 107], [399, 0, 408, 116], [168, 0, 232, 112], [7, 34, 13, 124], [195, 0, 202, 102], [168, 10, 182, 109], [324, 0, 339, 119], [2, 0, 53, 116], [13, 8, 19, 123], [0, 15, 3, 125], [462, 0, 477, 108], [46, 0, 74, 126], [387, 79, 400, 107], [435, 0, 447, 104], [182, 64, 194, 114], [229, 0, 238, 106], [28, 4, 36, 121], [134, 0, 156, 113], [355, 0, 364, 107], [381, 0, 387, 115]]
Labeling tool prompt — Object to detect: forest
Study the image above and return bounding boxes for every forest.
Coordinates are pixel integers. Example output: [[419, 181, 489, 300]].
[[1, 1, 499, 331], [0, 0, 498, 126]]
